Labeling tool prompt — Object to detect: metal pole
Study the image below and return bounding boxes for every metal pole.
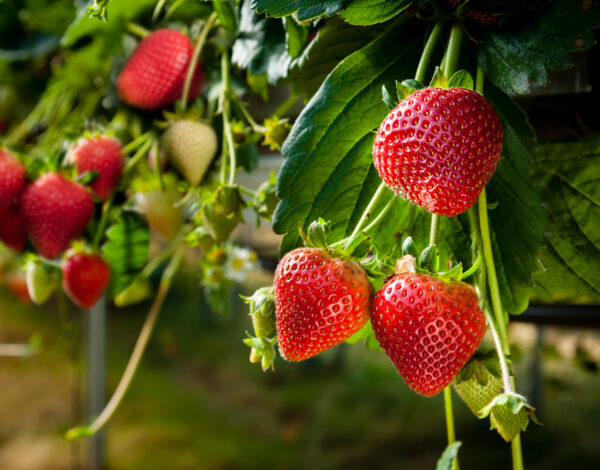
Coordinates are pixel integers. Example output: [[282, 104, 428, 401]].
[[88, 295, 106, 470]]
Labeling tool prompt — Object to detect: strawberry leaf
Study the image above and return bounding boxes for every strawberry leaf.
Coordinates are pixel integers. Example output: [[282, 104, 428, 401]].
[[478, 0, 600, 95], [530, 138, 600, 304], [102, 211, 150, 298], [340, 0, 414, 26], [435, 442, 462, 470], [448, 70, 474, 90], [250, 0, 346, 20]]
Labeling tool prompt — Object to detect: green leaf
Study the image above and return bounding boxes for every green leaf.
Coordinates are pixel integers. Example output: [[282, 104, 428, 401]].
[[345, 321, 382, 351], [213, 0, 239, 33], [531, 139, 600, 304], [62, 0, 156, 47], [340, 0, 413, 26], [395, 78, 421, 100], [232, 0, 291, 83], [250, 0, 347, 20], [477, 0, 600, 94], [283, 17, 308, 59], [288, 19, 385, 99], [102, 211, 150, 298], [429, 66, 448, 88], [448, 70, 474, 90], [381, 84, 397, 109], [435, 442, 462, 470]]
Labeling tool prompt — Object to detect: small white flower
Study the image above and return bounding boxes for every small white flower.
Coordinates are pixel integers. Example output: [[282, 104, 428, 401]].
[[224, 246, 261, 283]]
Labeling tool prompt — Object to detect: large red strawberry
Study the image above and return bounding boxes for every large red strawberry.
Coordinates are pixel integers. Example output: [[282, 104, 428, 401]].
[[117, 29, 203, 111], [70, 136, 124, 200], [62, 252, 111, 309], [274, 247, 371, 361], [372, 271, 486, 396], [372, 87, 502, 217], [21, 173, 94, 259], [0, 149, 26, 207], [0, 204, 27, 253]]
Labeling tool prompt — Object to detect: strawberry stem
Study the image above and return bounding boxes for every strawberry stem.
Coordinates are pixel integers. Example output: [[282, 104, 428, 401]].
[[125, 22, 150, 39], [415, 22, 444, 84], [349, 182, 389, 240], [272, 93, 301, 119], [443, 23, 463, 77], [429, 213, 440, 245], [124, 135, 154, 175], [66, 245, 185, 440], [181, 12, 217, 111], [443, 387, 460, 470], [92, 196, 113, 251], [221, 52, 237, 186]]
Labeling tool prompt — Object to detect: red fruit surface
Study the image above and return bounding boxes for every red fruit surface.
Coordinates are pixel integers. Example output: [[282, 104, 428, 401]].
[[62, 252, 111, 309], [0, 204, 27, 253], [117, 29, 203, 111], [372, 273, 486, 397], [0, 149, 26, 207], [372, 87, 502, 217], [21, 173, 94, 259], [274, 247, 371, 361], [71, 136, 124, 200], [5, 270, 31, 304]]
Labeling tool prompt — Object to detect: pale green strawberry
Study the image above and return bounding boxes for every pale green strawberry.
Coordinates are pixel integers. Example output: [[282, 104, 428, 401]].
[[162, 120, 218, 186], [453, 350, 530, 442], [114, 277, 153, 307], [135, 186, 183, 241], [26, 259, 59, 305]]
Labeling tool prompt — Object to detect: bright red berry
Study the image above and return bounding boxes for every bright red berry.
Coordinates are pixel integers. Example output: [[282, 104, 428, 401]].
[[70, 136, 125, 200], [0, 149, 26, 208], [274, 247, 372, 361], [372, 87, 502, 217], [372, 273, 486, 397], [62, 252, 111, 309], [0, 204, 27, 253], [117, 29, 203, 111], [21, 173, 94, 259]]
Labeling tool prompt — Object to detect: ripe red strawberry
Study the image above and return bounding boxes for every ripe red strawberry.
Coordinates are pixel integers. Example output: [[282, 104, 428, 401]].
[[274, 247, 372, 361], [0, 149, 26, 207], [372, 87, 502, 217], [0, 204, 27, 253], [372, 273, 486, 396], [62, 252, 111, 309], [21, 173, 94, 259], [70, 136, 124, 200], [162, 120, 218, 186], [117, 29, 203, 111]]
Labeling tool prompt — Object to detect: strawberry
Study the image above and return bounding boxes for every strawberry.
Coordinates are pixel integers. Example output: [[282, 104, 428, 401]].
[[0, 204, 27, 253], [5, 269, 31, 304], [62, 252, 111, 309], [21, 173, 94, 259], [70, 136, 125, 200], [274, 247, 372, 361], [372, 87, 502, 217], [0, 149, 26, 207], [372, 271, 486, 396], [26, 259, 59, 305], [453, 353, 529, 442], [162, 120, 218, 186], [117, 29, 203, 111], [134, 186, 183, 241]]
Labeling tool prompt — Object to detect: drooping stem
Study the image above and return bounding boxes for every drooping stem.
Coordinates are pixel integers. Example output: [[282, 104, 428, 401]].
[[361, 195, 396, 235], [443, 23, 463, 77], [231, 94, 267, 132], [125, 22, 150, 39], [350, 182, 389, 240], [415, 22, 444, 84], [272, 93, 301, 118], [221, 52, 237, 186], [124, 137, 154, 174], [181, 12, 217, 111], [66, 247, 185, 439], [429, 213, 440, 246]]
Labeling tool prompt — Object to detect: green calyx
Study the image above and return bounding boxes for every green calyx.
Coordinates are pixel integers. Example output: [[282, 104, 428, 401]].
[[241, 286, 277, 371], [201, 185, 245, 242]]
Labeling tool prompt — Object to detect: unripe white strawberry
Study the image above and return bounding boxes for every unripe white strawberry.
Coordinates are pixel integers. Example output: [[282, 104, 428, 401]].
[[162, 120, 218, 186]]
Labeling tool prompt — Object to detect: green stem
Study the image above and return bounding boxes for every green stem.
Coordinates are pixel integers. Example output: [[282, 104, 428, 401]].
[[444, 387, 460, 470], [126, 22, 150, 39], [361, 195, 396, 235], [512, 435, 524, 470], [231, 94, 266, 132], [151, 0, 168, 22], [92, 197, 113, 251], [181, 12, 217, 111], [272, 93, 301, 118], [122, 131, 151, 155], [415, 22, 444, 84], [124, 137, 154, 175], [349, 182, 388, 240], [66, 246, 184, 440], [443, 23, 463, 77], [429, 213, 440, 246], [221, 52, 237, 186]]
